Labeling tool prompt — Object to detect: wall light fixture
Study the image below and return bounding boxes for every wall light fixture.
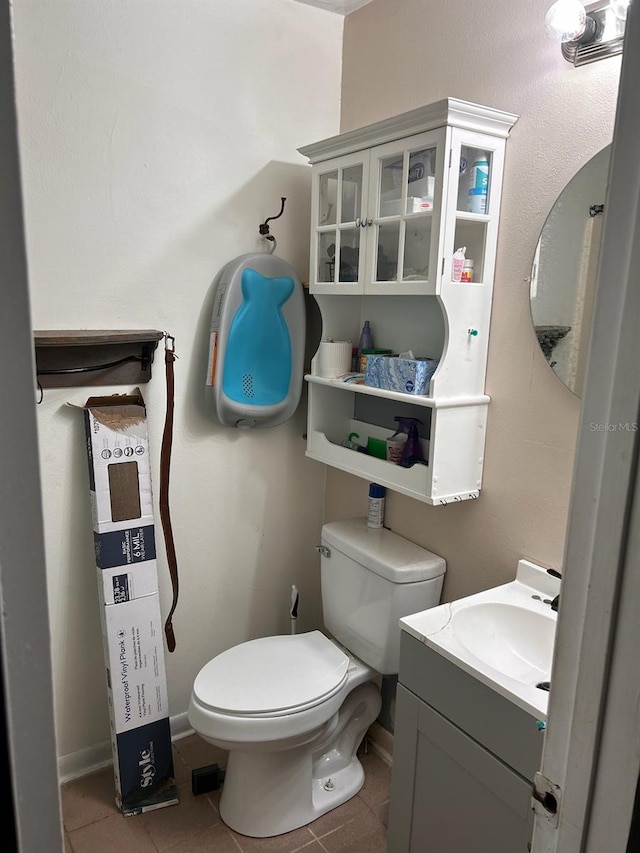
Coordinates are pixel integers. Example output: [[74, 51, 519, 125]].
[[545, 0, 629, 65]]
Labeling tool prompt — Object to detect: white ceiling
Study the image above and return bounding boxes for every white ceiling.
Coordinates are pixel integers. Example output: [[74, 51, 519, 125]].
[[291, 0, 374, 15]]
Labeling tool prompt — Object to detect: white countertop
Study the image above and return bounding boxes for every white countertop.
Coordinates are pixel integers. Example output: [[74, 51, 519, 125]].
[[400, 560, 561, 720]]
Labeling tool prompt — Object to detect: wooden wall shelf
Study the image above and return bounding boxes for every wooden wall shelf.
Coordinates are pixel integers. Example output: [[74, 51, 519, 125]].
[[34, 330, 164, 389]]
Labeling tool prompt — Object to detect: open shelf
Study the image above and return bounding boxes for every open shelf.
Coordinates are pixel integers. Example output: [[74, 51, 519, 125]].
[[307, 424, 435, 504], [34, 330, 164, 388], [305, 374, 490, 409]]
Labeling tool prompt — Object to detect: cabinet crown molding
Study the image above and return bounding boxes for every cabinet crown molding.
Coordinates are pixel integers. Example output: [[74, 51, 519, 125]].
[[298, 98, 519, 164]]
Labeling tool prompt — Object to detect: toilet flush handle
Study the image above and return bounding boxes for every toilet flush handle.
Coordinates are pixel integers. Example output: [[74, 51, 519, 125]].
[[315, 546, 331, 558]]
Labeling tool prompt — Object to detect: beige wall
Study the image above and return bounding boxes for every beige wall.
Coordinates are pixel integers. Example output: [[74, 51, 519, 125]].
[[10, 0, 622, 775], [12, 0, 342, 775], [332, 0, 621, 602]]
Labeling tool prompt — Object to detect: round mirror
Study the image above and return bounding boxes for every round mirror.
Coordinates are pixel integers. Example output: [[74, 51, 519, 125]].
[[530, 145, 611, 397]]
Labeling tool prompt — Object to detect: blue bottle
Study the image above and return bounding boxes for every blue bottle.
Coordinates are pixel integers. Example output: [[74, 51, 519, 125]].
[[468, 154, 489, 214]]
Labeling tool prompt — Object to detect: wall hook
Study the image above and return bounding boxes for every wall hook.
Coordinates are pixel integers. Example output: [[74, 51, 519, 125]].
[[259, 197, 287, 254]]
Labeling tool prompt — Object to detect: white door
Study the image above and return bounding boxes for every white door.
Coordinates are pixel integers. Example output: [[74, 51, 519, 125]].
[[531, 4, 640, 851]]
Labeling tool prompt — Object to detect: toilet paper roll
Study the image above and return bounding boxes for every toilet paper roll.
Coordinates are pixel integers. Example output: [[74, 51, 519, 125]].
[[317, 341, 353, 379]]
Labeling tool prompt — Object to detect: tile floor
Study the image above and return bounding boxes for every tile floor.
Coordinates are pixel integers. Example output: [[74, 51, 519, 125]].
[[61, 734, 390, 853]]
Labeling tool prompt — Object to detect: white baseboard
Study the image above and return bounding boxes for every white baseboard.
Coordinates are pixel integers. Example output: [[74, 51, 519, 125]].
[[57, 711, 194, 784], [57, 741, 113, 785], [367, 721, 394, 766], [167, 711, 193, 741]]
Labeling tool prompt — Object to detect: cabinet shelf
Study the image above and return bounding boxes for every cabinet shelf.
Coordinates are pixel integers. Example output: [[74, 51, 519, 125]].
[[310, 281, 439, 297], [307, 428, 441, 504], [300, 98, 518, 504], [305, 374, 489, 409], [454, 211, 491, 223]]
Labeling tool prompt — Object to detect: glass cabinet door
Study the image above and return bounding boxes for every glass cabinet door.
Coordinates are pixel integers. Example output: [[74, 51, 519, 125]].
[[443, 134, 502, 288], [311, 152, 368, 292], [365, 130, 445, 294]]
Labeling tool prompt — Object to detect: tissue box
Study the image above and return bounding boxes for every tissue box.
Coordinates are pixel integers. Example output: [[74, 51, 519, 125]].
[[364, 356, 438, 395]]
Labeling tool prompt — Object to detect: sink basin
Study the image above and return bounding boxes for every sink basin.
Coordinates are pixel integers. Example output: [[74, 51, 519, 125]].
[[451, 601, 555, 684], [399, 559, 561, 718]]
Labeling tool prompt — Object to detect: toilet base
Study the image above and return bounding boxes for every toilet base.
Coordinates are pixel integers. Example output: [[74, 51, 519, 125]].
[[310, 751, 365, 817], [218, 680, 381, 838]]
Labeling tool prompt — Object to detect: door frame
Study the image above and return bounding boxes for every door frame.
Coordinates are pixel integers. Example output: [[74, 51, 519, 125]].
[[531, 3, 640, 850], [0, 0, 63, 849]]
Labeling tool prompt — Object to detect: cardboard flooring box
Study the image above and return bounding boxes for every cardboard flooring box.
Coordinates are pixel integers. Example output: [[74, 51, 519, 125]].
[[82, 390, 178, 815], [100, 593, 176, 813]]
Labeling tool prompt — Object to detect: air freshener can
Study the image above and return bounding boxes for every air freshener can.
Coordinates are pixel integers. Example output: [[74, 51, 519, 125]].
[[367, 483, 386, 529]]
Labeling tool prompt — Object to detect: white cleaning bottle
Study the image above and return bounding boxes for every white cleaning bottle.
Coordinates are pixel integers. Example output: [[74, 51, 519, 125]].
[[468, 153, 489, 214], [452, 247, 466, 282]]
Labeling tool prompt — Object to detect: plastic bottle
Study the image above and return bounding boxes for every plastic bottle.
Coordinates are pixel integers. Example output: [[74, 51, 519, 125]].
[[341, 432, 367, 452], [392, 417, 424, 466], [452, 247, 466, 282], [367, 483, 386, 529], [358, 320, 374, 354], [468, 153, 489, 214]]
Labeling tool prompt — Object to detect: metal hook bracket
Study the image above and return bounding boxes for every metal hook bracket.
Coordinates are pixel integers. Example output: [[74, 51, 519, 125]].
[[259, 197, 287, 238]]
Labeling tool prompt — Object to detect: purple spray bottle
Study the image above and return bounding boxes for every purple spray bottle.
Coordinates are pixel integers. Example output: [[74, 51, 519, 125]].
[[392, 417, 424, 467]]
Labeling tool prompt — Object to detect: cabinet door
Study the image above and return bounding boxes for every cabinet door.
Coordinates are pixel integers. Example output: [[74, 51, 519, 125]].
[[439, 128, 506, 289], [309, 151, 369, 295], [364, 129, 446, 295], [388, 685, 534, 853]]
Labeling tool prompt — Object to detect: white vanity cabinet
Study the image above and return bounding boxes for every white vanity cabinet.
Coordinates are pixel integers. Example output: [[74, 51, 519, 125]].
[[299, 100, 518, 505], [387, 633, 542, 852]]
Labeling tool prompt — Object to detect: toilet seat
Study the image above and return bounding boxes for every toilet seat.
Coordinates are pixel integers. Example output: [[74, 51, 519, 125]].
[[193, 630, 349, 717]]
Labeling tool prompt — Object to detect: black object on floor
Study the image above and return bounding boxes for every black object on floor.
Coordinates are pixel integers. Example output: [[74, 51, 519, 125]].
[[192, 763, 225, 795]]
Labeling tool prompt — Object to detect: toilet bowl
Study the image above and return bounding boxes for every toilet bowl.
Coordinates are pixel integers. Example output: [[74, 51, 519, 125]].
[[188, 631, 381, 837], [188, 518, 446, 838]]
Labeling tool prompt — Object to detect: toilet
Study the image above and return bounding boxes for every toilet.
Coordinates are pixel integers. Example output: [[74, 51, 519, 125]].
[[188, 517, 446, 838]]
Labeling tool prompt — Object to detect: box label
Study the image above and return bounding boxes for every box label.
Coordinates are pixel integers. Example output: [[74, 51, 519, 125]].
[[98, 561, 159, 606], [94, 525, 156, 568], [103, 594, 169, 732], [85, 404, 154, 533], [112, 573, 131, 603], [115, 718, 177, 813]]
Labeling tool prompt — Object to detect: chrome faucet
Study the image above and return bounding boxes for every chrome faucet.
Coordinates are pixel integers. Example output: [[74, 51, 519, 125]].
[[547, 568, 562, 612]]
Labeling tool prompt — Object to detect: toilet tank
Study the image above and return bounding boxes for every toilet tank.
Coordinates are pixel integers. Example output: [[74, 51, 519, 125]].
[[320, 518, 446, 675]]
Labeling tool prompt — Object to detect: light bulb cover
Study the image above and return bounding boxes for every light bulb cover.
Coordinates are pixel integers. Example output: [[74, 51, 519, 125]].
[[545, 0, 588, 41], [610, 0, 630, 21]]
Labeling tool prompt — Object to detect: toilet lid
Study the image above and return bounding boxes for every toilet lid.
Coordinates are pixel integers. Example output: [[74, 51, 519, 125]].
[[193, 631, 349, 716]]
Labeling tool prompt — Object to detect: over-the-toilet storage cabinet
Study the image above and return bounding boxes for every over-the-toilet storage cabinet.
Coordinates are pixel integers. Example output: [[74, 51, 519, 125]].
[[299, 99, 518, 505]]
